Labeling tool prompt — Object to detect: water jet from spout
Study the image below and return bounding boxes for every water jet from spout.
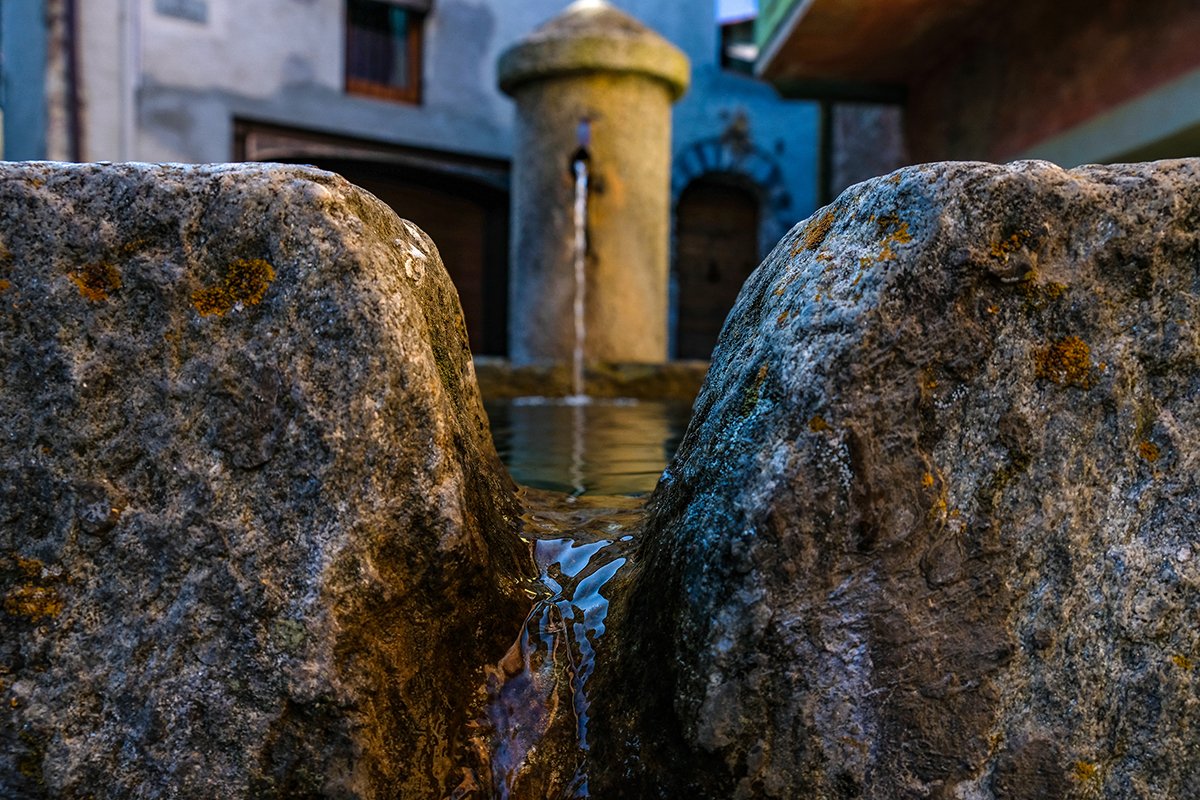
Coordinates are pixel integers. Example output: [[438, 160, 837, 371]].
[[570, 119, 591, 401]]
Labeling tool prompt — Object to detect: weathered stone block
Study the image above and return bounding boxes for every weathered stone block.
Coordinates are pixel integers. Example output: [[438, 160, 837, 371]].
[[595, 160, 1200, 798], [0, 162, 531, 798]]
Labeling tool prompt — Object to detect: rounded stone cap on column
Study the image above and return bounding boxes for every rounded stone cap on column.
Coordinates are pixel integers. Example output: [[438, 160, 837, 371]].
[[498, 0, 691, 101]]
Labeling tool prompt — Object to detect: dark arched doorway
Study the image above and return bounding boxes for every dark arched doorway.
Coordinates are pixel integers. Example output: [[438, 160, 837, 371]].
[[674, 176, 760, 359]]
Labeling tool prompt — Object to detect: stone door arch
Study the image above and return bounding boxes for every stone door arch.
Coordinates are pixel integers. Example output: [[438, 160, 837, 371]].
[[670, 137, 792, 358], [671, 136, 792, 259]]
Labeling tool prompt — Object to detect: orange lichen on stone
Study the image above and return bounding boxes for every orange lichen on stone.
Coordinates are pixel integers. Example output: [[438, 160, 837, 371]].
[[14, 555, 43, 578], [773, 270, 800, 297], [800, 211, 836, 252], [1042, 281, 1067, 300], [925, 495, 950, 524], [0, 241, 11, 286], [989, 230, 1031, 260], [1016, 273, 1073, 313], [850, 214, 913, 269], [876, 216, 912, 261], [808, 415, 830, 432], [70, 262, 122, 302], [1139, 440, 1161, 462], [921, 472, 935, 489], [1171, 654, 1195, 670], [192, 257, 276, 316], [1072, 761, 1099, 782], [4, 585, 63, 620], [876, 214, 910, 239], [118, 237, 150, 257], [1033, 336, 1095, 388]]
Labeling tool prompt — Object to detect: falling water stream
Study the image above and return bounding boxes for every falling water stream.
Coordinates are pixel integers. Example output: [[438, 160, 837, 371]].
[[570, 122, 590, 401], [459, 121, 686, 797], [571, 155, 589, 402]]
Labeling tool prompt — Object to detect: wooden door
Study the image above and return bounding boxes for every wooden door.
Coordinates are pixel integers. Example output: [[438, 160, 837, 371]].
[[675, 178, 760, 359]]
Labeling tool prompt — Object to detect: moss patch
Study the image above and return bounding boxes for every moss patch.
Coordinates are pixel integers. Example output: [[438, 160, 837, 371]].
[[989, 230, 1031, 261], [5, 555, 65, 621], [1017, 271, 1069, 310], [739, 364, 769, 417], [4, 585, 63, 620], [193, 258, 276, 316], [1033, 336, 1095, 388], [70, 262, 121, 302], [801, 211, 836, 252], [1072, 760, 1099, 783], [14, 555, 43, 579]]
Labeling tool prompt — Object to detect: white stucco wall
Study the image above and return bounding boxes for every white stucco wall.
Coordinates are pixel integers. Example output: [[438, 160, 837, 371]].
[[76, 0, 817, 223]]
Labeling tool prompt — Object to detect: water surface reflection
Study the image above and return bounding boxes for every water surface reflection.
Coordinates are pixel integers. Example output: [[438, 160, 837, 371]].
[[484, 397, 691, 496]]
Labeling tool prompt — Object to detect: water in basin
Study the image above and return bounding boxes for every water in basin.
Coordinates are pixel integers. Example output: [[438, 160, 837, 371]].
[[462, 396, 694, 795], [484, 396, 692, 497]]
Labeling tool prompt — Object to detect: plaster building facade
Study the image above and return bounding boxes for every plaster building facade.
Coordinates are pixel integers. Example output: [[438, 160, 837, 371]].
[[2, 0, 821, 358]]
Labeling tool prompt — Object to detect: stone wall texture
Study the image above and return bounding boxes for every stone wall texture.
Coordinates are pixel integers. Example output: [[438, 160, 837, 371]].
[[0, 162, 532, 799], [594, 160, 1200, 799]]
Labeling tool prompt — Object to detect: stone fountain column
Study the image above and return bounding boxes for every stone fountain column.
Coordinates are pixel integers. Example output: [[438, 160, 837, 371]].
[[499, 0, 689, 366]]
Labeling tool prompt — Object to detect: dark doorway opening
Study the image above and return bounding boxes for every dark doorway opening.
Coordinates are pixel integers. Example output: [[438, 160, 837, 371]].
[[674, 176, 760, 359]]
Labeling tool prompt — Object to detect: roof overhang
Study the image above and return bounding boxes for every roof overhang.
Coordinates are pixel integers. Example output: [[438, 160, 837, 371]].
[[756, 0, 993, 94]]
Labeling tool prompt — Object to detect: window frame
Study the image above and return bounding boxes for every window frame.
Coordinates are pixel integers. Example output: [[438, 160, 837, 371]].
[[344, 0, 425, 105]]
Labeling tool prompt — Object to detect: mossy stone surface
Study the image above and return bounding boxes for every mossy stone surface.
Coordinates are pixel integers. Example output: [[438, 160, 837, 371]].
[[591, 159, 1200, 798], [0, 162, 533, 799]]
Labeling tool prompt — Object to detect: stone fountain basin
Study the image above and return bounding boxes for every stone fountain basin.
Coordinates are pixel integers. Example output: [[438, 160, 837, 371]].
[[473, 356, 709, 402], [475, 358, 708, 497]]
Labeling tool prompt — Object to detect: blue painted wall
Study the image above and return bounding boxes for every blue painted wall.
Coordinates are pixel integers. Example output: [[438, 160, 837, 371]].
[[1, 0, 48, 160]]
